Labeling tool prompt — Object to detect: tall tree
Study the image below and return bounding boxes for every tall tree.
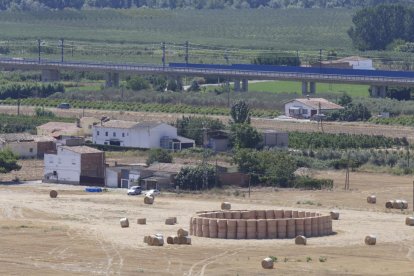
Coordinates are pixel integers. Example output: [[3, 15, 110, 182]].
[[230, 100, 250, 124], [0, 149, 21, 173]]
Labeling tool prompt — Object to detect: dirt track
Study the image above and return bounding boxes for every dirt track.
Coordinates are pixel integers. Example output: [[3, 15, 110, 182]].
[[1, 105, 414, 140], [1, 171, 413, 275]]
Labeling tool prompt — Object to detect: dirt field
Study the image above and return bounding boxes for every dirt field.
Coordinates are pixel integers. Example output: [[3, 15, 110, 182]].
[[1, 171, 413, 275], [1, 105, 414, 140]]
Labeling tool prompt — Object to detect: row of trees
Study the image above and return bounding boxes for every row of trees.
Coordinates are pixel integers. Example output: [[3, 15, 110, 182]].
[[1, 0, 410, 11], [0, 83, 64, 100], [349, 4, 414, 50]]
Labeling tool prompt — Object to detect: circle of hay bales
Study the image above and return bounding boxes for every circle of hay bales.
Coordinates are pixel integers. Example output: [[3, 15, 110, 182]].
[[49, 190, 58, 198], [190, 210, 333, 239]]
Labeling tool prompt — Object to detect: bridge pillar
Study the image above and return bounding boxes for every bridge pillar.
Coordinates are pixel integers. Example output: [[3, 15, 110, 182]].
[[302, 81, 308, 95], [241, 79, 248, 92], [371, 85, 386, 98], [310, 82, 316, 94], [234, 79, 241, 92], [41, 69, 60, 82], [106, 72, 120, 88]]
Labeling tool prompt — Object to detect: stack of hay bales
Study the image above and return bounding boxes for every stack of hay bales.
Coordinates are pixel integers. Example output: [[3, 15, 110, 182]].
[[406, 217, 414, 226], [295, 235, 307, 245], [209, 219, 218, 238], [217, 219, 227, 239], [287, 219, 296, 238], [267, 219, 277, 239], [257, 219, 267, 239], [120, 218, 129, 228], [165, 217, 177, 225], [246, 219, 257, 239], [167, 228, 192, 245], [277, 219, 287, 238], [202, 218, 210, 237], [227, 220, 237, 239], [144, 234, 164, 246], [365, 235, 376, 245], [367, 195, 376, 204], [261, 257, 274, 269], [330, 211, 340, 220], [236, 219, 247, 239], [137, 218, 146, 225], [49, 190, 58, 198], [144, 195, 154, 205], [386, 199, 408, 209], [221, 202, 231, 210], [295, 218, 305, 236]]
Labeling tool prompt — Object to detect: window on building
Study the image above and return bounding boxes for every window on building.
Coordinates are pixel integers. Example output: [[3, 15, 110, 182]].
[[97, 131, 100, 136], [105, 131, 108, 136], [302, 109, 308, 114], [122, 133, 125, 137], [113, 132, 116, 137], [29, 148, 33, 153]]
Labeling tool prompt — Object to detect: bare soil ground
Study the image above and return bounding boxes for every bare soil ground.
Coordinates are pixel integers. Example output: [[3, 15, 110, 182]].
[[1, 170, 413, 275], [1, 105, 414, 140]]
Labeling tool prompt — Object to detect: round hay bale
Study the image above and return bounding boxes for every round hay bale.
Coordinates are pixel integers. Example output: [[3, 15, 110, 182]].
[[295, 235, 307, 245], [257, 219, 267, 239], [330, 211, 340, 220], [217, 219, 227, 239], [393, 200, 404, 209], [152, 236, 164, 246], [144, 195, 154, 205], [246, 219, 257, 239], [196, 218, 203, 236], [227, 220, 237, 239], [284, 210, 292, 218], [304, 217, 312, 237], [144, 235, 150, 244], [173, 236, 179, 244], [405, 217, 414, 226], [295, 218, 305, 236], [177, 228, 189, 237], [367, 195, 376, 204], [267, 219, 277, 239], [224, 212, 232, 219], [137, 218, 146, 225], [236, 219, 247, 239], [401, 200, 408, 209], [265, 210, 275, 219], [221, 202, 231, 210], [385, 200, 394, 209], [231, 211, 242, 219], [298, 211, 305, 218], [365, 235, 376, 245], [248, 210, 256, 219], [241, 211, 250, 219], [274, 210, 283, 219], [292, 211, 299, 218], [311, 217, 319, 237], [286, 219, 296, 238], [49, 190, 58, 198], [167, 236, 174, 244], [256, 210, 266, 219], [261, 257, 274, 269], [165, 217, 175, 225], [209, 219, 218, 238], [277, 219, 287, 239], [120, 218, 129, 228], [216, 212, 225, 219]]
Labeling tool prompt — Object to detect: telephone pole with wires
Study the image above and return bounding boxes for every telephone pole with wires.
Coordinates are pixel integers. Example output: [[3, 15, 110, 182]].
[[60, 38, 64, 63], [202, 124, 209, 190], [161, 42, 166, 68], [185, 41, 189, 65]]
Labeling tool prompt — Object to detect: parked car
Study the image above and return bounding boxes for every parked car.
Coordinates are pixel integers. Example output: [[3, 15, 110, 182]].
[[145, 189, 160, 197], [57, 103, 71, 109], [127, 186, 142, 195]]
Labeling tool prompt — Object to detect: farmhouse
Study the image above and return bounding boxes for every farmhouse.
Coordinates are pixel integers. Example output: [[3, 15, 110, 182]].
[[92, 120, 195, 149], [311, 56, 374, 70], [44, 146, 105, 186], [0, 133, 55, 158], [285, 98, 343, 119]]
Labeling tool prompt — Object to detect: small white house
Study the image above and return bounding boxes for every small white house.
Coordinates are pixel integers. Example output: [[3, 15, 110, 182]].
[[92, 120, 194, 150], [285, 98, 343, 119], [44, 146, 105, 185]]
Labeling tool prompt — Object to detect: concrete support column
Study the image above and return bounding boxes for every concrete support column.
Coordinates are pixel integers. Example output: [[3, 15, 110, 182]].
[[379, 86, 386, 98], [302, 81, 308, 95], [371, 85, 386, 98], [41, 69, 60, 82], [105, 72, 113, 87], [112, 72, 120, 88], [234, 79, 241, 92], [241, 79, 248, 92], [106, 72, 120, 88], [310, 82, 316, 94]]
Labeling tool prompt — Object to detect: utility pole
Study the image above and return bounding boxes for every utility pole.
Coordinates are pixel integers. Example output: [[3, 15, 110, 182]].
[[345, 151, 350, 190], [37, 39, 41, 63], [161, 42, 165, 68], [71, 41, 74, 57], [60, 38, 64, 63], [319, 49, 322, 70], [226, 78, 230, 108], [17, 89, 20, 116], [202, 124, 209, 190], [185, 41, 189, 65]]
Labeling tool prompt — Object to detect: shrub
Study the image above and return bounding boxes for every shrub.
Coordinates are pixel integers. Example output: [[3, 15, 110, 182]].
[[293, 176, 333, 190], [175, 164, 218, 190], [146, 149, 173, 165]]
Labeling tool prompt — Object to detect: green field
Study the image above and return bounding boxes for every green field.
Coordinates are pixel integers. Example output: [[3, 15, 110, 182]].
[[248, 81, 370, 97], [0, 9, 355, 64]]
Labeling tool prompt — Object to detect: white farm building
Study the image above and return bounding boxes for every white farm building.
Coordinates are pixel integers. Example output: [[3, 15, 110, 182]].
[[285, 98, 343, 119], [92, 120, 195, 150]]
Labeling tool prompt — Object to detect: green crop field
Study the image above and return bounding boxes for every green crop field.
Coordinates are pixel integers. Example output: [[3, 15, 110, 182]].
[[0, 9, 355, 64], [247, 81, 370, 97]]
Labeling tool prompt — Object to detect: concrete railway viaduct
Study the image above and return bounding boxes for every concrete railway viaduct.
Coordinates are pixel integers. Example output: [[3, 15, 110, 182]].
[[2, 58, 414, 97]]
